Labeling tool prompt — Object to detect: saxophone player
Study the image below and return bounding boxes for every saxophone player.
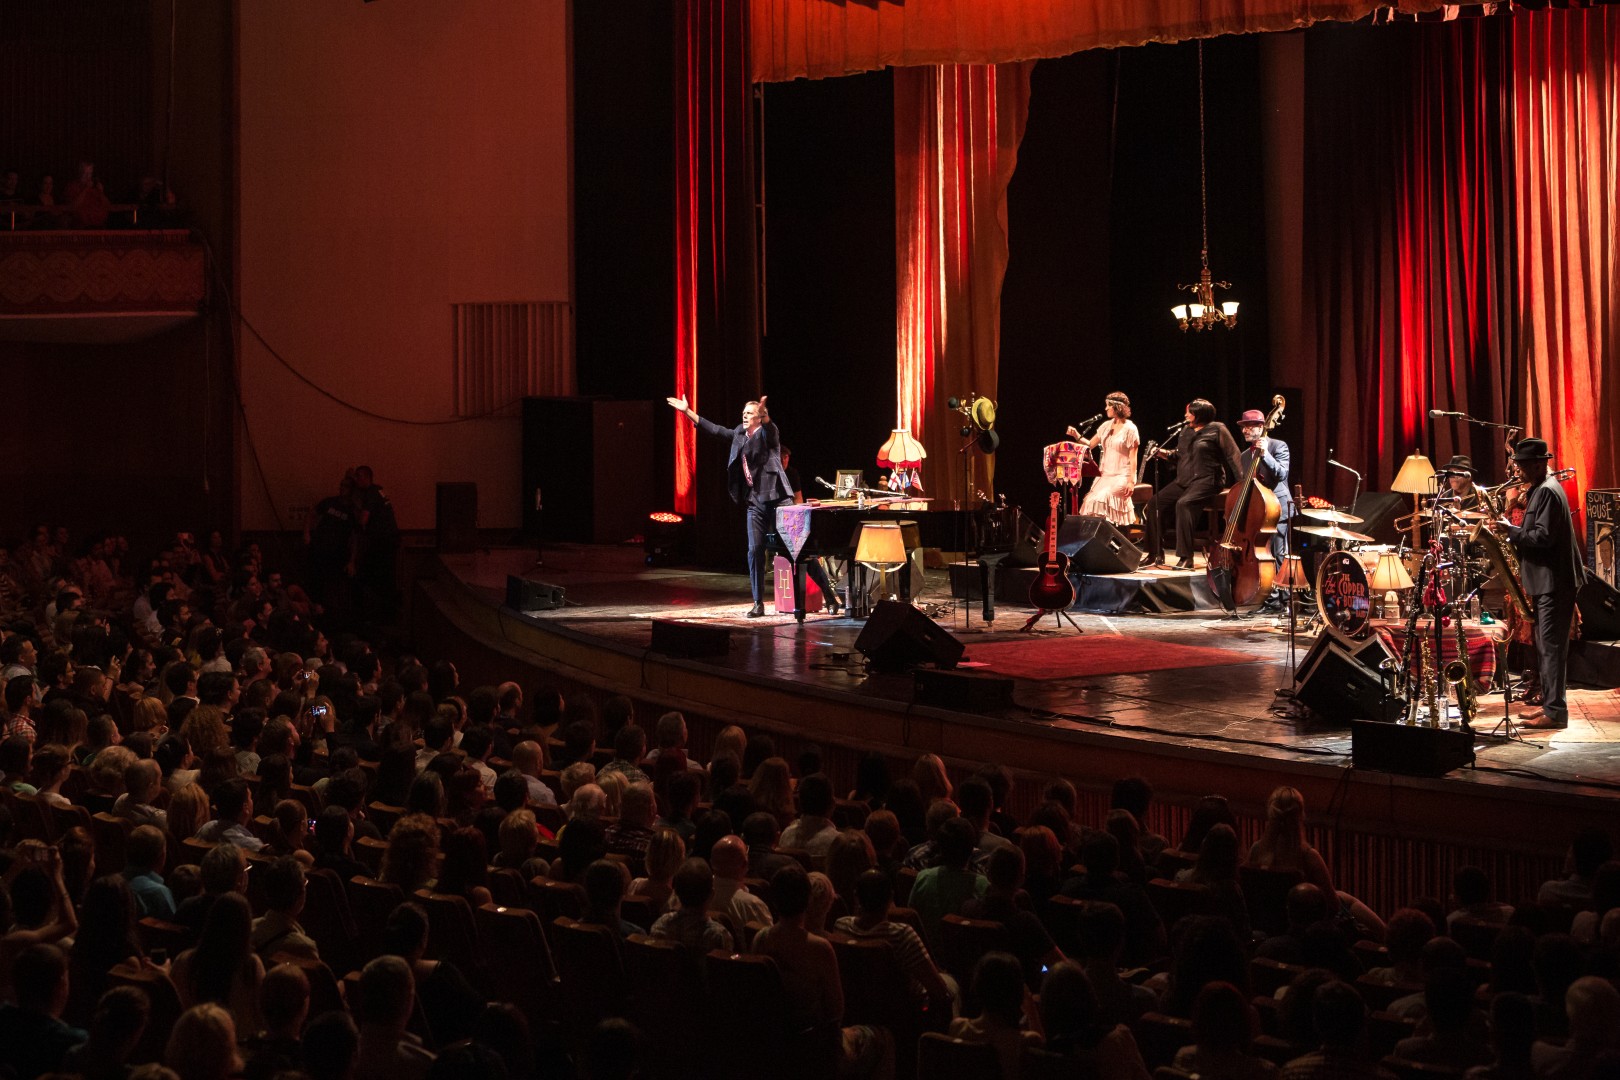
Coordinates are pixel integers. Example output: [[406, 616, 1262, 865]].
[[1501, 438, 1589, 730]]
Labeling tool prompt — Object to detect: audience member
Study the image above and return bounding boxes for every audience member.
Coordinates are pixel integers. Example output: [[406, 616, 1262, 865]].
[[780, 772, 838, 857], [946, 951, 1037, 1079], [0, 943, 87, 1080], [251, 856, 320, 961], [354, 955, 435, 1080], [165, 1003, 242, 1080], [908, 816, 987, 950], [649, 858, 733, 953]]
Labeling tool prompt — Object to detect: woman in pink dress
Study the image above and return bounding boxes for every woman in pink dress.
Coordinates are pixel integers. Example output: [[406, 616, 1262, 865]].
[[1072, 393, 1139, 525]]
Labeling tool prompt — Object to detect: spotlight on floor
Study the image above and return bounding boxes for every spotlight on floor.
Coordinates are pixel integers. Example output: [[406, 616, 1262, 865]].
[[644, 511, 686, 566]]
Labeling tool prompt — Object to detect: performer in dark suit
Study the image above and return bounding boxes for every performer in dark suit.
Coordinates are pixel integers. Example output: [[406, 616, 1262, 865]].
[[1145, 399, 1243, 569], [667, 394, 841, 618], [1503, 438, 1588, 730], [1237, 408, 1292, 614]]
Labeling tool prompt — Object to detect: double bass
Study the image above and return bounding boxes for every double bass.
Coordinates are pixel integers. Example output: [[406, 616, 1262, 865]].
[[1207, 394, 1287, 609]]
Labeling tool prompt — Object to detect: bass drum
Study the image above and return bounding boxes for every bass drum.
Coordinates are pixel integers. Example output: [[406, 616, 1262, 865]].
[[1316, 550, 1374, 642]]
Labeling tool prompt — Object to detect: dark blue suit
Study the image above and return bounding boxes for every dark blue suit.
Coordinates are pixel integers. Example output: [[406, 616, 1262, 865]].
[[695, 413, 831, 609], [1241, 437, 1292, 562]]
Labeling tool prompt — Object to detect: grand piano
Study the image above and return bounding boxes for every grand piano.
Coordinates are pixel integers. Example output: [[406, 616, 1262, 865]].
[[770, 499, 1020, 624]]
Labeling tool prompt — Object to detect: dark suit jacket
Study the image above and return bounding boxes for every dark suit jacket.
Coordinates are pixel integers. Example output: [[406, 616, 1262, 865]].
[[1508, 474, 1588, 596], [695, 414, 793, 505], [1170, 423, 1243, 489], [1241, 437, 1293, 512]]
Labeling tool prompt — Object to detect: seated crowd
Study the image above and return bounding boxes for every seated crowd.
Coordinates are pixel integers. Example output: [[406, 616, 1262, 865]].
[[0, 525, 1618, 1079]]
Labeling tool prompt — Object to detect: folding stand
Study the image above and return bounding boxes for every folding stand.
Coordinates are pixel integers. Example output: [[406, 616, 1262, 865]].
[[1019, 605, 1084, 633]]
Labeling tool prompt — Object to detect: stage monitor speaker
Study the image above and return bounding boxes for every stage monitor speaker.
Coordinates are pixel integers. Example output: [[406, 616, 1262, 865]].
[[1343, 492, 1408, 547], [855, 600, 964, 672], [522, 398, 656, 544], [1351, 720, 1474, 777], [913, 668, 1014, 712], [1056, 515, 1144, 575], [436, 482, 479, 553], [1006, 510, 1043, 568], [1295, 637, 1404, 724], [650, 619, 731, 658], [505, 575, 565, 612], [1577, 577, 1620, 643]]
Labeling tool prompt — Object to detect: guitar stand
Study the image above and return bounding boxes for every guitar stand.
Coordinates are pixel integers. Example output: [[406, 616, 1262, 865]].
[[1019, 606, 1084, 634], [1481, 670, 1528, 744]]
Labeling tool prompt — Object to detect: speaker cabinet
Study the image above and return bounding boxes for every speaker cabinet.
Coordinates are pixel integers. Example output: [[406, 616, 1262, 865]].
[[650, 620, 731, 658], [1577, 577, 1620, 643], [523, 398, 655, 544], [913, 668, 1014, 711], [1295, 637, 1404, 724], [1055, 514, 1144, 574], [436, 482, 479, 553], [1351, 720, 1474, 777], [855, 601, 964, 672], [505, 575, 566, 612]]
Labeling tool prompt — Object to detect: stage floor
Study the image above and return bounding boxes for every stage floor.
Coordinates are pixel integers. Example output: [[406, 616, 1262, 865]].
[[440, 544, 1620, 795]]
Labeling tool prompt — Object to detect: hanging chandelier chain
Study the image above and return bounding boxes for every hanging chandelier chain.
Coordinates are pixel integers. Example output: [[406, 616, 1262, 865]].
[[1198, 40, 1209, 267]]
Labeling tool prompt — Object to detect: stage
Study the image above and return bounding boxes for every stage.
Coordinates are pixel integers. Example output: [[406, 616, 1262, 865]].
[[411, 543, 1620, 916]]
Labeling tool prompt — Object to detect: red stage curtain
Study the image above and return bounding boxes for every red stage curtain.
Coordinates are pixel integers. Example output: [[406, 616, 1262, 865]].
[[894, 62, 1032, 501], [1511, 8, 1620, 510], [675, 0, 763, 523], [752, 0, 1449, 82], [1298, 12, 1618, 517]]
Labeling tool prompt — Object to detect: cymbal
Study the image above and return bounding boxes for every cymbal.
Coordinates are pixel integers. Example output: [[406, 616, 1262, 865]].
[[1299, 507, 1366, 525], [1454, 510, 1491, 522], [1297, 524, 1377, 543]]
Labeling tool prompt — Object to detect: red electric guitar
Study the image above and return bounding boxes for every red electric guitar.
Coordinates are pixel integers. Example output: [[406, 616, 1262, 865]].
[[1028, 491, 1077, 612]]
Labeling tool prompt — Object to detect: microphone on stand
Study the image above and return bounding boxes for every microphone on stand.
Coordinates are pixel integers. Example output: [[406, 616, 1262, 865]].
[[814, 476, 838, 493], [1166, 419, 1189, 434], [1073, 412, 1105, 432], [1327, 458, 1361, 480], [1429, 409, 1467, 419]]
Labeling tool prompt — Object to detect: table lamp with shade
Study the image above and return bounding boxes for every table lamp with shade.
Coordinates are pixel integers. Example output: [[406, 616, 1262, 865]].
[[854, 522, 909, 607], [1369, 551, 1415, 618], [877, 429, 926, 493], [1390, 450, 1436, 554]]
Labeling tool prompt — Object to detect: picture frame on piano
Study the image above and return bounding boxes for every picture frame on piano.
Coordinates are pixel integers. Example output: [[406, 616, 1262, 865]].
[[835, 470, 864, 500]]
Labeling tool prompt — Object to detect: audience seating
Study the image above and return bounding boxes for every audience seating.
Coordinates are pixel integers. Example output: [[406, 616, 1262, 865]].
[[1154, 849, 1196, 877], [1132, 1012, 1195, 1071], [1144, 878, 1216, 927], [366, 802, 403, 834], [622, 934, 705, 1068], [1367, 1011, 1419, 1060], [550, 917, 628, 1038], [269, 952, 347, 1018], [618, 892, 659, 930], [1250, 956, 1306, 997], [91, 810, 132, 871], [106, 961, 182, 1064], [916, 1032, 1000, 1080], [895, 866, 917, 907], [1355, 973, 1423, 1013], [488, 866, 528, 909], [1237, 865, 1303, 934], [301, 867, 359, 975], [528, 877, 586, 922], [354, 835, 388, 875], [1382, 1058, 1468, 1079], [135, 916, 190, 958], [706, 949, 836, 1080], [414, 889, 484, 986], [344, 876, 405, 957], [936, 914, 1010, 981], [474, 903, 560, 1028], [1449, 915, 1504, 960]]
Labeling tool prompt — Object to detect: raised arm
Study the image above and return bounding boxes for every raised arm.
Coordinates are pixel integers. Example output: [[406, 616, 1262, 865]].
[[667, 395, 730, 441]]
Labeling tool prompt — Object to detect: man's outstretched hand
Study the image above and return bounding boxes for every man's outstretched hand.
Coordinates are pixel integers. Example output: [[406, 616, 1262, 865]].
[[665, 395, 689, 412]]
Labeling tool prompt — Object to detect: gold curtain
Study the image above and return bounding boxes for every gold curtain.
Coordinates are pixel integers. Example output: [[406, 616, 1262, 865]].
[[753, 0, 1450, 82]]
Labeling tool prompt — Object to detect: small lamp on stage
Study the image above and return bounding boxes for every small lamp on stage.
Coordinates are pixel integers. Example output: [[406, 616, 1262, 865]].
[[877, 429, 927, 493], [1276, 555, 1309, 594], [1391, 450, 1437, 554], [854, 522, 908, 607], [1369, 551, 1415, 619]]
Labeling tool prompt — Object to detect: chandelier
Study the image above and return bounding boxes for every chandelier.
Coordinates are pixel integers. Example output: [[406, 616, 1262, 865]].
[[1172, 41, 1239, 333]]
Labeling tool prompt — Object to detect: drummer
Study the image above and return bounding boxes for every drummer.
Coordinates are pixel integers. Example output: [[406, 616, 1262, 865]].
[[1438, 455, 1484, 513]]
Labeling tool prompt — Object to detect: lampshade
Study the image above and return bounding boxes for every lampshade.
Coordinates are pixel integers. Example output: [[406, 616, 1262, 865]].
[[1369, 552, 1414, 592], [854, 523, 907, 569], [876, 429, 926, 470], [1275, 555, 1309, 590], [1189, 303, 1206, 319], [1221, 301, 1240, 317], [1172, 304, 1189, 321], [1391, 450, 1437, 495]]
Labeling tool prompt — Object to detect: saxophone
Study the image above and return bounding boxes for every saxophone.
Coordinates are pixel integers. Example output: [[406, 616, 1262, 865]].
[[1419, 633, 1441, 727], [1444, 611, 1476, 729]]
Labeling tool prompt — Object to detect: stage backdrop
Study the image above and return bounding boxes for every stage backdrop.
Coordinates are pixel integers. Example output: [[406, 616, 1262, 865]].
[[1297, 9, 1618, 528]]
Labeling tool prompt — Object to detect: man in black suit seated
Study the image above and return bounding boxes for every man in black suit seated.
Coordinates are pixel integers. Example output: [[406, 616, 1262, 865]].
[[667, 393, 841, 618], [1502, 437, 1589, 730], [1145, 398, 1243, 570]]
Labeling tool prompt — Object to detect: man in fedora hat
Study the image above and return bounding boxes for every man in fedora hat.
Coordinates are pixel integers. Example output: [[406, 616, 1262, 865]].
[[1237, 408, 1292, 615], [1502, 437, 1588, 730], [1438, 454, 1484, 512]]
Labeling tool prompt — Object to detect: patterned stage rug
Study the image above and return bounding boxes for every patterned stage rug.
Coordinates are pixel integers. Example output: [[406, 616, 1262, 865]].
[[963, 633, 1261, 681]]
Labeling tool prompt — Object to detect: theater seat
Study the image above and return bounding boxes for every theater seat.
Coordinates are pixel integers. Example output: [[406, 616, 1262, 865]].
[[1132, 1012, 1195, 1071], [475, 904, 560, 1028], [106, 961, 182, 1064], [550, 917, 627, 1040], [916, 1033, 999, 1080], [936, 914, 1009, 981]]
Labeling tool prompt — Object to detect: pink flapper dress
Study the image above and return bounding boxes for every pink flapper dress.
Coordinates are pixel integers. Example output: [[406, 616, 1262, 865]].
[[1080, 420, 1139, 525]]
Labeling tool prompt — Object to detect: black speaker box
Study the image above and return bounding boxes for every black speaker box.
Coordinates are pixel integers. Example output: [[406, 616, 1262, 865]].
[[436, 482, 479, 553], [649, 619, 731, 658], [1005, 509, 1043, 568], [505, 575, 566, 612], [913, 668, 1015, 711], [1056, 514, 1144, 574], [1351, 720, 1474, 776], [1577, 577, 1620, 643], [855, 600, 964, 672], [522, 398, 656, 544], [1295, 637, 1404, 724], [1343, 492, 1409, 547]]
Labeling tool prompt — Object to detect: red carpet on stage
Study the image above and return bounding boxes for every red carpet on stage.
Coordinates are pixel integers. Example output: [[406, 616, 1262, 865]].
[[964, 634, 1260, 681]]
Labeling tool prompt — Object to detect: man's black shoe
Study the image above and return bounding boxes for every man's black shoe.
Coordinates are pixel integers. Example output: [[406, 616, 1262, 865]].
[[746, 603, 766, 618]]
